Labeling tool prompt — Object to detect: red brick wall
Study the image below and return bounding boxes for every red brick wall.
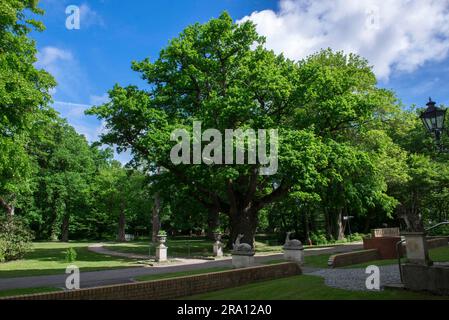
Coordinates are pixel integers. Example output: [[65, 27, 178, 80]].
[[1, 262, 301, 300], [328, 249, 380, 268], [363, 237, 403, 259], [363, 236, 448, 260]]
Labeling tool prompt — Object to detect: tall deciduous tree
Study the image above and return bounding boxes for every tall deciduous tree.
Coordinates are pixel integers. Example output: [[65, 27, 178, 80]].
[[88, 13, 398, 246], [0, 0, 55, 218]]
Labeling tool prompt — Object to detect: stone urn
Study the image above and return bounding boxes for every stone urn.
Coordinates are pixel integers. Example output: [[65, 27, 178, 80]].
[[155, 233, 168, 262], [213, 232, 223, 258], [213, 232, 222, 242], [156, 234, 167, 245]]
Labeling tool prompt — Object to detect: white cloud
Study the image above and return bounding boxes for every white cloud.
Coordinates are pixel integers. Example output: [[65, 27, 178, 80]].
[[53, 99, 109, 143], [89, 93, 109, 106], [36, 46, 88, 101], [36, 47, 73, 85], [53, 101, 90, 118], [239, 0, 449, 80], [36, 47, 73, 67], [79, 4, 105, 28]]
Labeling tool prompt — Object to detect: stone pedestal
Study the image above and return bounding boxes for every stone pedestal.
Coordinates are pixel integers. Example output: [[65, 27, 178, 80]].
[[283, 233, 304, 265], [402, 263, 449, 295], [403, 232, 432, 266], [283, 248, 304, 265], [155, 244, 167, 262], [155, 234, 168, 262], [213, 241, 223, 257], [232, 253, 255, 268]]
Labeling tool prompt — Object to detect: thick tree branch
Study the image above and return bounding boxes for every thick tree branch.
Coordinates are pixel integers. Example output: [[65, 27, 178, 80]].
[[255, 180, 290, 211]]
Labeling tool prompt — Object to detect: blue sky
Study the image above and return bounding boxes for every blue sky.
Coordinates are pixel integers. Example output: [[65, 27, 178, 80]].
[[32, 0, 449, 163]]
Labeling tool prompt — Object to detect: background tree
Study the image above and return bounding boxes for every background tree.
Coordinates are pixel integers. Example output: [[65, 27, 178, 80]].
[[0, 0, 55, 218]]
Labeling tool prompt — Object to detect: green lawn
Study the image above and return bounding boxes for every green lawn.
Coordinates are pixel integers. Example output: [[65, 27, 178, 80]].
[[0, 242, 138, 278], [186, 274, 448, 300], [105, 239, 217, 257], [134, 267, 231, 281], [0, 287, 62, 298], [303, 253, 331, 268], [104, 239, 285, 257]]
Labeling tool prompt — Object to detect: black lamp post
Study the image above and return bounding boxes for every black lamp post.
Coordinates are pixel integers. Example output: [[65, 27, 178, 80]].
[[420, 98, 446, 146]]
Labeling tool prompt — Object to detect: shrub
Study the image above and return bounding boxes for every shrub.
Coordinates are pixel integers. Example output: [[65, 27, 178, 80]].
[[65, 247, 77, 262], [0, 240, 6, 263], [427, 224, 449, 237], [310, 232, 328, 245], [0, 216, 34, 262], [348, 232, 365, 242]]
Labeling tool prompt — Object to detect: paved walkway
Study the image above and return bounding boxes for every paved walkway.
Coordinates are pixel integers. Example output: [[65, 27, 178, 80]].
[[0, 243, 362, 291]]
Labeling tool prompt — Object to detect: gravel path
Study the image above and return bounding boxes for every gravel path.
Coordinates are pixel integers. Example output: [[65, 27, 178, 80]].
[[305, 264, 401, 291]]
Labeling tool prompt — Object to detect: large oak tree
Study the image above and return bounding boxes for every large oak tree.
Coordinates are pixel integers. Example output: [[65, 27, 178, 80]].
[[88, 13, 394, 246]]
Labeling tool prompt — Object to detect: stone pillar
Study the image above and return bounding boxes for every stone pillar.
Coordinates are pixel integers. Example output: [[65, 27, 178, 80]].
[[232, 252, 255, 268], [403, 232, 432, 266], [155, 234, 168, 262], [283, 247, 304, 265], [283, 233, 304, 265], [213, 233, 223, 258]]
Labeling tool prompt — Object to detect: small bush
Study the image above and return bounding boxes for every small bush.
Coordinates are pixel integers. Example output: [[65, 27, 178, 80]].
[[427, 224, 449, 236], [348, 232, 365, 242], [0, 240, 6, 263], [65, 247, 77, 262], [310, 232, 328, 245], [0, 216, 33, 262]]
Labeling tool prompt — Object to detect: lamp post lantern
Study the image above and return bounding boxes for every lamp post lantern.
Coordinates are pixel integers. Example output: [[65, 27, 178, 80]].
[[420, 98, 446, 145]]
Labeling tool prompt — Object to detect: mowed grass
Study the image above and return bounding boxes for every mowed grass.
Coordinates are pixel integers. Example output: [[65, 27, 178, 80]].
[[186, 274, 448, 300], [134, 267, 231, 281], [104, 239, 285, 258], [0, 287, 62, 298], [0, 242, 139, 278], [105, 239, 216, 257]]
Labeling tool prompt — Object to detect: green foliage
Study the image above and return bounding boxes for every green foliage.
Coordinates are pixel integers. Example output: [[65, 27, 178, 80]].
[[0, 216, 33, 262], [87, 12, 400, 245], [3, 7, 449, 247], [65, 247, 77, 263], [0, 239, 5, 263], [0, 0, 55, 218], [347, 232, 365, 242], [310, 232, 328, 246], [157, 230, 167, 236]]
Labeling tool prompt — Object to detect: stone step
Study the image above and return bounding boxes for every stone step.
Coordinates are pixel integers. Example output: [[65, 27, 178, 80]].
[[383, 283, 405, 291]]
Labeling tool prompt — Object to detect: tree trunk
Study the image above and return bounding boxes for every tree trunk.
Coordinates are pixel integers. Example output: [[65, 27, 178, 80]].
[[118, 209, 126, 242], [61, 214, 69, 242], [228, 207, 258, 249], [151, 192, 161, 243], [206, 208, 220, 240], [324, 208, 332, 240], [303, 212, 312, 245], [0, 197, 15, 219], [333, 208, 345, 240]]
